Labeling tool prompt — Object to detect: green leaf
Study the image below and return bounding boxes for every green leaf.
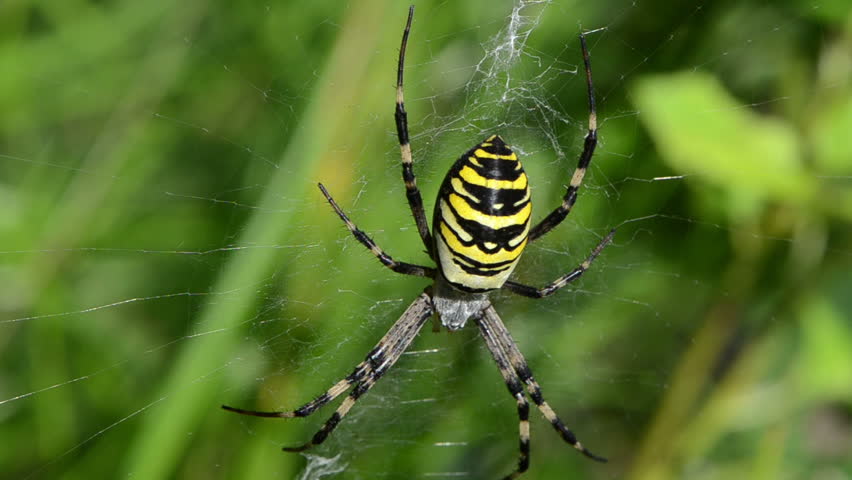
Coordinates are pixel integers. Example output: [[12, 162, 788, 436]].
[[811, 91, 852, 175], [632, 72, 812, 205]]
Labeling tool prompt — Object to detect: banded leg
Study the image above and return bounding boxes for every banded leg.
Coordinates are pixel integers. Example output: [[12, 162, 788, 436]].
[[481, 305, 606, 463], [503, 229, 615, 299], [281, 292, 433, 452], [395, 6, 433, 255], [222, 292, 433, 423], [475, 310, 532, 480], [528, 33, 598, 242], [318, 183, 435, 278]]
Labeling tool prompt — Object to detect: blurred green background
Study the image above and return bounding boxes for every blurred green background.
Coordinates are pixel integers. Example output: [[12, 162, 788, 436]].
[[2, 0, 851, 479]]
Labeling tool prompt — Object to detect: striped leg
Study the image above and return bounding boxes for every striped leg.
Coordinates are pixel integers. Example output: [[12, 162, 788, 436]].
[[481, 305, 606, 463], [281, 292, 434, 452], [503, 229, 614, 299], [318, 183, 435, 278], [394, 6, 433, 255], [475, 309, 532, 480], [222, 365, 365, 419], [222, 293, 433, 426], [528, 33, 598, 242]]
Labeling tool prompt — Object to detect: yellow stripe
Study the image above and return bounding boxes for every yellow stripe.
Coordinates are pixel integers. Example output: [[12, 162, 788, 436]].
[[513, 188, 531, 206], [508, 223, 530, 247], [440, 222, 526, 264], [448, 193, 531, 229], [439, 200, 473, 242], [446, 252, 510, 272], [451, 177, 480, 204], [474, 148, 517, 161], [458, 166, 527, 190]]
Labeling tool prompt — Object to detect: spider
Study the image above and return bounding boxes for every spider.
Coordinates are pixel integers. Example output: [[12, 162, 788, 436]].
[[223, 6, 614, 479]]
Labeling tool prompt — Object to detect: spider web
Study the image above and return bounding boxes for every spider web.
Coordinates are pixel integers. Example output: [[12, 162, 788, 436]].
[[2, 1, 849, 479]]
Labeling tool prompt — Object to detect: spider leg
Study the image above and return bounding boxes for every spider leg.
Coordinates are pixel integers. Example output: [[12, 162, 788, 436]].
[[222, 372, 360, 419], [318, 183, 435, 278], [395, 6, 433, 256], [481, 305, 606, 463], [475, 308, 532, 480], [222, 352, 376, 420], [528, 33, 597, 243], [503, 229, 614, 299], [223, 293, 433, 422], [282, 292, 434, 452]]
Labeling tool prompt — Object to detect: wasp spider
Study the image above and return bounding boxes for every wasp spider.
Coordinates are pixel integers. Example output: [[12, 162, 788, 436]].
[[223, 6, 614, 479]]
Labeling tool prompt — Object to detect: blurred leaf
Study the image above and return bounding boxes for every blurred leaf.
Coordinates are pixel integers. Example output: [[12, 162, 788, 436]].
[[796, 295, 852, 404], [632, 72, 811, 211], [791, 0, 852, 25], [811, 91, 852, 175]]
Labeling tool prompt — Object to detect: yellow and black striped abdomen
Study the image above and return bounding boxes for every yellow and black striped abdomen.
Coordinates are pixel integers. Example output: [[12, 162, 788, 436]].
[[433, 135, 531, 292]]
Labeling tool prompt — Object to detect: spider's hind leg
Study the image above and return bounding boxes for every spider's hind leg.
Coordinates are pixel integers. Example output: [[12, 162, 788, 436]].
[[480, 305, 606, 464], [222, 362, 368, 419], [275, 292, 433, 452], [475, 309, 532, 479]]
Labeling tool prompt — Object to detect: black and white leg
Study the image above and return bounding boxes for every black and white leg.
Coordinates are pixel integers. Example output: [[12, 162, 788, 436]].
[[283, 292, 433, 452], [318, 183, 435, 278], [475, 309, 532, 480], [528, 33, 598, 242], [481, 305, 606, 463], [394, 6, 433, 255], [503, 229, 615, 299], [223, 292, 434, 451]]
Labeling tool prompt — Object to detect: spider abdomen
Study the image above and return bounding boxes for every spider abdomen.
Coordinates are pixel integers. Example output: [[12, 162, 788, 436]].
[[433, 135, 531, 292]]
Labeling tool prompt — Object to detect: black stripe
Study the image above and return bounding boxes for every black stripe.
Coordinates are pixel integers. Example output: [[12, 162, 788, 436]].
[[578, 131, 596, 169], [515, 364, 533, 381], [295, 393, 331, 417], [437, 228, 518, 271], [395, 103, 409, 145], [506, 377, 523, 395], [529, 387, 544, 406], [464, 157, 525, 182], [440, 200, 529, 250], [440, 272, 494, 293], [345, 362, 370, 383], [519, 440, 530, 472], [553, 418, 578, 444], [441, 213, 527, 251], [449, 181, 530, 216], [351, 382, 371, 400], [402, 164, 416, 183], [444, 244, 516, 269], [311, 411, 341, 445], [479, 135, 513, 156], [451, 257, 512, 277]]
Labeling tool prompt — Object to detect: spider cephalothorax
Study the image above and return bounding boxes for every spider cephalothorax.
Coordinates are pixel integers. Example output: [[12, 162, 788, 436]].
[[223, 6, 614, 479]]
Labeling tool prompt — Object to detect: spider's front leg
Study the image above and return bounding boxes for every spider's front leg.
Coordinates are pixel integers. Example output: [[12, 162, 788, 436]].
[[318, 183, 435, 278], [528, 33, 598, 242], [394, 6, 434, 255]]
